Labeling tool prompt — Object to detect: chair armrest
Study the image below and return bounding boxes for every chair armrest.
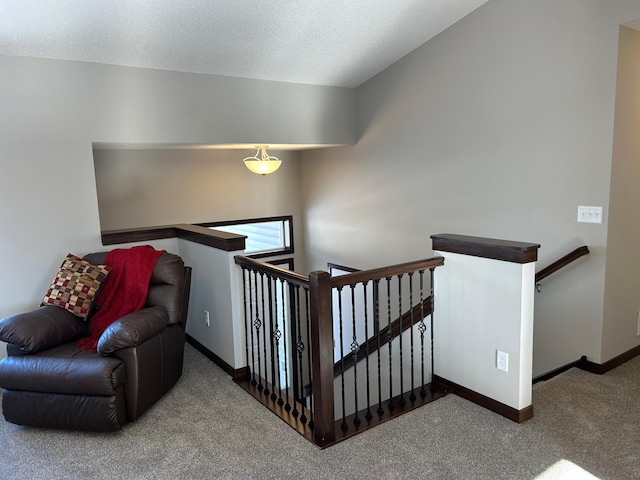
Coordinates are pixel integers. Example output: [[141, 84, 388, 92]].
[[0, 306, 87, 354], [97, 306, 170, 355]]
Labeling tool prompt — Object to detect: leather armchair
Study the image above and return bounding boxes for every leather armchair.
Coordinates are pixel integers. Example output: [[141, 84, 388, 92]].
[[0, 251, 192, 431]]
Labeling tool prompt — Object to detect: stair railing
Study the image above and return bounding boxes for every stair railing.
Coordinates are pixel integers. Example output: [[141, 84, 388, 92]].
[[234, 255, 445, 448], [535, 245, 589, 292]]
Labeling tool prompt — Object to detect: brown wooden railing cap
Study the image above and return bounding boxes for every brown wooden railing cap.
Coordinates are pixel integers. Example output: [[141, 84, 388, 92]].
[[330, 257, 444, 288], [235, 255, 309, 286], [102, 223, 246, 251], [431, 233, 540, 264]]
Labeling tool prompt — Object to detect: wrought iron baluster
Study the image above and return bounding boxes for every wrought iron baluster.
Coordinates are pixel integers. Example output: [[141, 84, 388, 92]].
[[251, 270, 260, 388], [398, 274, 405, 406], [386, 277, 394, 410], [409, 272, 416, 402], [430, 267, 436, 393], [363, 281, 372, 421], [273, 278, 284, 407], [253, 271, 267, 393], [337, 286, 348, 431], [248, 270, 257, 386], [350, 284, 360, 426], [267, 275, 277, 401], [293, 285, 304, 419], [260, 272, 268, 395], [303, 286, 312, 428], [242, 267, 254, 380], [374, 279, 383, 415], [418, 270, 427, 397], [280, 279, 291, 411]]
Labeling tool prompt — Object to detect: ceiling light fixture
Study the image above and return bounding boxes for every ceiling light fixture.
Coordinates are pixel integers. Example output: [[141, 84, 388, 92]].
[[243, 145, 282, 175]]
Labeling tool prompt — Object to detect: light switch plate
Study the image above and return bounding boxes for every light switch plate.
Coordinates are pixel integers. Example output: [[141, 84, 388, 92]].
[[577, 206, 603, 224]]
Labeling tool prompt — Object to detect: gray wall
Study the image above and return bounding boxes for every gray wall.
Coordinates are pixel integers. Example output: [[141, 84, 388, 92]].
[[94, 149, 301, 231], [93, 147, 306, 270], [602, 26, 640, 360], [299, 0, 640, 376], [0, 55, 354, 320]]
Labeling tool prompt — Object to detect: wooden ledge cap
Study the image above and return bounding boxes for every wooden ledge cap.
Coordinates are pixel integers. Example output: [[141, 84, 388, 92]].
[[431, 233, 540, 264]]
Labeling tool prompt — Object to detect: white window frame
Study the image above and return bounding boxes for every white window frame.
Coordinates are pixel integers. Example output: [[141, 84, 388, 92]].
[[199, 216, 293, 259]]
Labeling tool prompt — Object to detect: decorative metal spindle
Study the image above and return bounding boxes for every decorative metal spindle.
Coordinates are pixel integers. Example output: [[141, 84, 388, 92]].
[[430, 267, 436, 394], [398, 274, 405, 406], [293, 285, 304, 419], [253, 272, 268, 394], [408, 272, 416, 402], [267, 275, 277, 401], [338, 287, 348, 431], [288, 283, 298, 413], [273, 278, 284, 407], [303, 287, 312, 427], [251, 270, 260, 387], [242, 267, 255, 380], [375, 279, 383, 415], [418, 270, 427, 397], [350, 284, 360, 425], [363, 281, 372, 421], [281, 279, 291, 412], [386, 277, 394, 410], [260, 273, 268, 395]]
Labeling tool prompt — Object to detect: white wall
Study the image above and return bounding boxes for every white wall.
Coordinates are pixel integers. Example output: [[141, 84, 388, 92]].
[[0, 54, 354, 321], [434, 251, 534, 411], [178, 239, 245, 369], [299, 0, 640, 376], [602, 26, 640, 360]]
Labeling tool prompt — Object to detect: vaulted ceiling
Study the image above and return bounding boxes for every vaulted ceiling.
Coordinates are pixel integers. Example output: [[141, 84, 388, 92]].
[[1, 0, 490, 88]]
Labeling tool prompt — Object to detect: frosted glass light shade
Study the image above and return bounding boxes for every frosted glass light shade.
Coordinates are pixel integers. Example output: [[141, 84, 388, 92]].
[[243, 146, 282, 175], [243, 158, 282, 174]]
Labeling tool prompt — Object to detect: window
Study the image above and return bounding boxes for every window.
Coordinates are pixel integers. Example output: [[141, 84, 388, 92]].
[[200, 216, 293, 258]]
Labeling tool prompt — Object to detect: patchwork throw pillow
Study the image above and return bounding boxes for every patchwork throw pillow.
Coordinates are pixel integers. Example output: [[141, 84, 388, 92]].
[[42, 254, 111, 320]]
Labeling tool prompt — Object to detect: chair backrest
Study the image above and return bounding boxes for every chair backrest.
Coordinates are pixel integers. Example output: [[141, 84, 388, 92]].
[[83, 251, 191, 328]]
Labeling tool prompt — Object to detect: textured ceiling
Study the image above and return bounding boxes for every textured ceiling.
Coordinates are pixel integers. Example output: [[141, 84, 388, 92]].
[[0, 0, 490, 88]]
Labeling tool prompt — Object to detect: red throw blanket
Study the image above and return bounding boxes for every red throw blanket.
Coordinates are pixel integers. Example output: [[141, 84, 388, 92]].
[[78, 245, 165, 352]]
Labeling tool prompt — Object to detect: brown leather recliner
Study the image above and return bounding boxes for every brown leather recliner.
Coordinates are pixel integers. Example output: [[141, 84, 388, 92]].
[[0, 251, 191, 431]]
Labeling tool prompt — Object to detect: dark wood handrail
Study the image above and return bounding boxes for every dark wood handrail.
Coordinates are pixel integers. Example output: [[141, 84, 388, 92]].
[[234, 255, 309, 287], [535, 246, 590, 283], [330, 257, 444, 288], [328, 262, 360, 274]]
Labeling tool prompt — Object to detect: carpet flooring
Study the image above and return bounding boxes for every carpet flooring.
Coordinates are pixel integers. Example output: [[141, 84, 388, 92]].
[[0, 345, 638, 479]]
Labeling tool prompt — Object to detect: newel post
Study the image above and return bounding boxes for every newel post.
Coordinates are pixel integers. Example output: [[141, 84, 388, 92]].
[[308, 270, 335, 447]]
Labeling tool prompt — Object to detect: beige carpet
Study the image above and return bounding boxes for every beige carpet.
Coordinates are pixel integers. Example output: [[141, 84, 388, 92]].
[[0, 345, 638, 479]]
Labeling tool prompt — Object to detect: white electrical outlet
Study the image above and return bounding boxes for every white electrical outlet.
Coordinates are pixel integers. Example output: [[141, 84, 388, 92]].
[[496, 350, 509, 372], [636, 311, 640, 337], [204, 310, 210, 327]]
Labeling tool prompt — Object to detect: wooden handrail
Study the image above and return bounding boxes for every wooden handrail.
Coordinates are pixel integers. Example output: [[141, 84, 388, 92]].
[[330, 257, 444, 288], [535, 246, 590, 283], [234, 255, 309, 287]]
